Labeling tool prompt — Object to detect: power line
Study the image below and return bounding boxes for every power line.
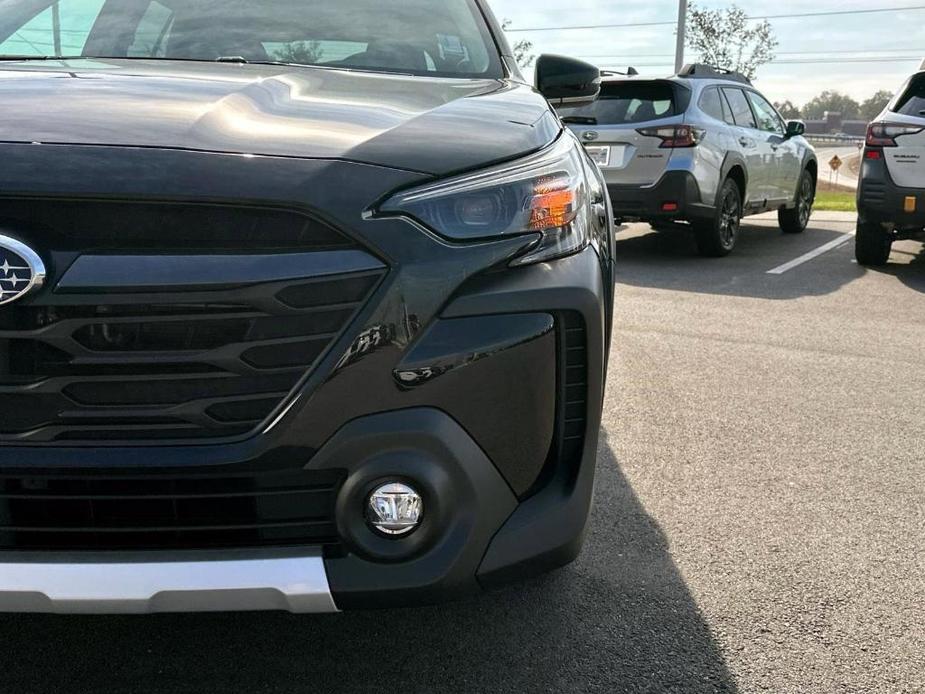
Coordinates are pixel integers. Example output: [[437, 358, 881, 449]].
[[772, 57, 923, 64], [504, 4, 925, 32]]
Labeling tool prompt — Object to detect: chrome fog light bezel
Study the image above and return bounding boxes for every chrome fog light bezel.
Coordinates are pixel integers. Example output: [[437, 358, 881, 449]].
[[365, 482, 424, 537]]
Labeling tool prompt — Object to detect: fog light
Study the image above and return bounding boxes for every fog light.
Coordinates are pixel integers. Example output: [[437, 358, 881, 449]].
[[366, 482, 423, 536]]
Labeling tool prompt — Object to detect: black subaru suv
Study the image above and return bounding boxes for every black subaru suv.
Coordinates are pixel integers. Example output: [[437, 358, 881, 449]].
[[0, 0, 613, 612]]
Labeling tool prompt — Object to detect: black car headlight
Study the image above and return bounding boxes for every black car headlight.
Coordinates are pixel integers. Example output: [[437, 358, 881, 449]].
[[380, 135, 591, 266]]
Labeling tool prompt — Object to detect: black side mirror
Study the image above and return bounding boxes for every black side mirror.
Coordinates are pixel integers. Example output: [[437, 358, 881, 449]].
[[786, 120, 806, 138], [535, 54, 601, 108]]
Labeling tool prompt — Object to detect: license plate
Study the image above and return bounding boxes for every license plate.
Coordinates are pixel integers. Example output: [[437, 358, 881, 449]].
[[585, 145, 611, 167]]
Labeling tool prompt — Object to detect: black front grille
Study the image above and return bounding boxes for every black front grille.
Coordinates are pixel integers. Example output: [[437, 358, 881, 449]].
[[0, 270, 383, 443], [0, 198, 352, 252], [0, 467, 345, 551]]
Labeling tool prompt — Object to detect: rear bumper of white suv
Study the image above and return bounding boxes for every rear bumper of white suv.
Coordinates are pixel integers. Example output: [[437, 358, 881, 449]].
[[859, 154, 925, 234], [606, 171, 714, 223]]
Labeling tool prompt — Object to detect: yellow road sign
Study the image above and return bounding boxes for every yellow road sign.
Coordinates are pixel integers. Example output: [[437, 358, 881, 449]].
[[829, 155, 843, 171]]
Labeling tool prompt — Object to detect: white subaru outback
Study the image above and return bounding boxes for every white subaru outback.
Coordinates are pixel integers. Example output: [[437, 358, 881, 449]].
[[858, 66, 925, 265]]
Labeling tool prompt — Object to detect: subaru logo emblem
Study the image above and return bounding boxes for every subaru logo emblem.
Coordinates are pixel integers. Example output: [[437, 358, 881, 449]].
[[0, 234, 45, 306], [583, 131, 599, 142]]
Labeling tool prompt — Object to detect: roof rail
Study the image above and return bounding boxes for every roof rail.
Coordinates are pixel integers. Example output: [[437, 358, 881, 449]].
[[678, 63, 751, 85], [601, 67, 640, 77]]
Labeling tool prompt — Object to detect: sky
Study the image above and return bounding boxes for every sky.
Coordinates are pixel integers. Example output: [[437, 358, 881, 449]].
[[487, 0, 925, 106]]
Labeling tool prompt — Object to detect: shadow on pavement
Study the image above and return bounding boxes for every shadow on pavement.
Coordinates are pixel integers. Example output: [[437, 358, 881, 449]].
[[0, 431, 736, 694], [877, 241, 925, 293], [615, 219, 863, 300]]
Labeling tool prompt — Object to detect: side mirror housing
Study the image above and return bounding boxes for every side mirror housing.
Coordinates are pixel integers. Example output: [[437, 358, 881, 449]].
[[786, 120, 806, 138], [535, 54, 601, 108]]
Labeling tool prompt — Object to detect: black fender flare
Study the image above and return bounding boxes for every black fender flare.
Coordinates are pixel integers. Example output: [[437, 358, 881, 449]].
[[718, 151, 749, 207], [781, 148, 819, 209], [799, 149, 819, 200]]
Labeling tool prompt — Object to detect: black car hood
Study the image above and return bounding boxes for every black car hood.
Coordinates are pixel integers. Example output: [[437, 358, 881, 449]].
[[0, 59, 560, 176]]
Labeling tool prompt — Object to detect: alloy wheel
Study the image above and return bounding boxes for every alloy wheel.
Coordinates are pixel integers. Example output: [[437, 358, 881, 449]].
[[719, 191, 740, 248], [798, 175, 813, 227]]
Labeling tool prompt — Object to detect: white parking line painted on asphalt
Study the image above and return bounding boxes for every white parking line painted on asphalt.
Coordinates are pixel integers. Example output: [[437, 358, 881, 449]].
[[766, 234, 854, 275]]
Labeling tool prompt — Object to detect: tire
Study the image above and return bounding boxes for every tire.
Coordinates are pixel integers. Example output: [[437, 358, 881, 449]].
[[694, 178, 741, 257], [779, 169, 814, 234], [855, 219, 893, 266]]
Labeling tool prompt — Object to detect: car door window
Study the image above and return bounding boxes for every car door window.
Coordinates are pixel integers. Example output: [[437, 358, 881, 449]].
[[722, 88, 757, 129], [0, 0, 106, 57], [747, 92, 785, 135], [699, 87, 727, 122]]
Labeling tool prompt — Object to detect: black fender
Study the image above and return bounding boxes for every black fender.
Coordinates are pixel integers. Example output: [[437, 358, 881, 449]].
[[782, 146, 819, 209], [718, 151, 750, 207]]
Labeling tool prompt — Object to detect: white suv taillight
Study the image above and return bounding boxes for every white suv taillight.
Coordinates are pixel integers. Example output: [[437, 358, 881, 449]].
[[866, 122, 924, 147], [636, 125, 704, 148]]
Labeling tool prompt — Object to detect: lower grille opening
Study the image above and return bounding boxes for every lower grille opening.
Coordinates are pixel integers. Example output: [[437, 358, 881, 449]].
[[0, 467, 345, 552]]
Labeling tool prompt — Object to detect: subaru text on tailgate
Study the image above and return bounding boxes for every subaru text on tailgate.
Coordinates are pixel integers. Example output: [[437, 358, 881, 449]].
[[0, 0, 614, 613]]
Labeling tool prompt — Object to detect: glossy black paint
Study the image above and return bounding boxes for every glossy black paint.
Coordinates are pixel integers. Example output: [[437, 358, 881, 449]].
[[392, 313, 558, 493], [534, 54, 602, 108], [394, 313, 554, 388], [0, 1, 616, 604], [57, 250, 384, 292], [0, 60, 558, 177]]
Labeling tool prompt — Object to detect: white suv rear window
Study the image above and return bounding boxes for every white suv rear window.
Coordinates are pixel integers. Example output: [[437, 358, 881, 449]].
[[559, 82, 678, 125], [894, 74, 925, 117]]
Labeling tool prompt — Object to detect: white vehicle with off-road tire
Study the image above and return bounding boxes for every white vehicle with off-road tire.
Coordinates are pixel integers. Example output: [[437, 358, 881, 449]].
[[857, 66, 925, 265]]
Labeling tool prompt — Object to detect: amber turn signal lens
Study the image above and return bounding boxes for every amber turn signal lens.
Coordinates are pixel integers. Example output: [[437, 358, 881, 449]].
[[528, 178, 578, 231]]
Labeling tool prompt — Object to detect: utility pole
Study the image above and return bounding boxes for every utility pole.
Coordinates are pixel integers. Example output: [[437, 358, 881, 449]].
[[675, 0, 688, 74]]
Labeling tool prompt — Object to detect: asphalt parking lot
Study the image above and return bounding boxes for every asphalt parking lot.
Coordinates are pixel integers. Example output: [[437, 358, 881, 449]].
[[0, 213, 922, 694]]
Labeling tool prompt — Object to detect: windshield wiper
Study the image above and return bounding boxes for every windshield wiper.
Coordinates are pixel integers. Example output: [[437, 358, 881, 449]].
[[560, 116, 598, 125], [0, 55, 86, 61]]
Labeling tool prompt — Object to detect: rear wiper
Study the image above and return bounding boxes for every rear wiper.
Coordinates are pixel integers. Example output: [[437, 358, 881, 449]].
[[560, 116, 598, 125]]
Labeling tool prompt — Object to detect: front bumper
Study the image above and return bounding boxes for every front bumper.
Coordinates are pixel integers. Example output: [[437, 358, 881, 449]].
[[607, 170, 713, 223], [0, 551, 336, 614], [0, 143, 613, 613], [858, 154, 925, 234]]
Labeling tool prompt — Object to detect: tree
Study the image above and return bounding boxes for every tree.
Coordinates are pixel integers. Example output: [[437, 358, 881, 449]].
[[685, 3, 777, 80], [802, 91, 860, 120], [271, 41, 324, 65], [774, 100, 801, 119], [860, 90, 893, 121], [502, 19, 536, 69]]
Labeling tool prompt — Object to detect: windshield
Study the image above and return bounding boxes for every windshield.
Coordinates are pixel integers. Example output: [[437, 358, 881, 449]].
[[559, 81, 680, 125], [0, 0, 502, 77]]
